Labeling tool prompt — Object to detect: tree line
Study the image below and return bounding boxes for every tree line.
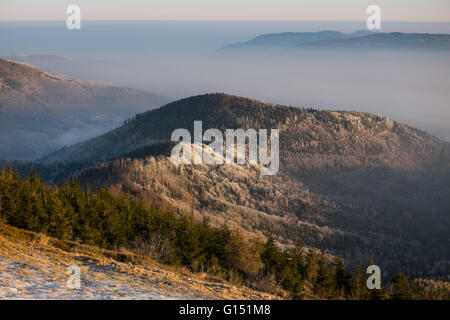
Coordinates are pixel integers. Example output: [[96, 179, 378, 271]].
[[0, 166, 440, 299]]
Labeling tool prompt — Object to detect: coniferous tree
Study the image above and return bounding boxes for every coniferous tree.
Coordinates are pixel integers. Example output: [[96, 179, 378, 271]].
[[353, 262, 369, 299], [315, 252, 333, 297], [332, 257, 352, 297], [305, 249, 319, 284], [392, 271, 413, 300], [261, 235, 281, 274]]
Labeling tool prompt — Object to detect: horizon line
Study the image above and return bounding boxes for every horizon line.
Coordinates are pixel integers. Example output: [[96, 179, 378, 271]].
[[1, 19, 450, 24]]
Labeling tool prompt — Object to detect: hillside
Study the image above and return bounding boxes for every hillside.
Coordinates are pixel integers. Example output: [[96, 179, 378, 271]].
[[37, 93, 450, 276], [0, 223, 274, 299], [0, 58, 169, 160], [41, 93, 450, 170], [3, 165, 449, 299]]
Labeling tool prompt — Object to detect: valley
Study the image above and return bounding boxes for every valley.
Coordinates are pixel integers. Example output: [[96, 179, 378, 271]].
[[0, 58, 169, 160]]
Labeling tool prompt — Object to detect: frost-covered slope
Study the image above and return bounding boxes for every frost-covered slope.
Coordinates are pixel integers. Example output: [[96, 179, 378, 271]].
[[0, 224, 274, 300]]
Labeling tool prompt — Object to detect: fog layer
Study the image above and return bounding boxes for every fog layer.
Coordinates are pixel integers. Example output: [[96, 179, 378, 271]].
[[1, 21, 449, 142]]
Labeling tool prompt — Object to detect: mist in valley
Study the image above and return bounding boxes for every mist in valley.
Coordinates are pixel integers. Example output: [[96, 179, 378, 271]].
[[1, 20, 450, 149]]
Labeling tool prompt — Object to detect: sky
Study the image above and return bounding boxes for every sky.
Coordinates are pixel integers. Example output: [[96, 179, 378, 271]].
[[1, 0, 450, 22]]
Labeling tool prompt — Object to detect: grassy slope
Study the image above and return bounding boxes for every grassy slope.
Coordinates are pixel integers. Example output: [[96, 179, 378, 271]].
[[0, 222, 275, 300]]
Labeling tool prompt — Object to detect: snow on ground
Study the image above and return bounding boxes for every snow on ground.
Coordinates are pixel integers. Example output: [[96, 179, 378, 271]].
[[0, 257, 192, 299], [0, 225, 274, 300]]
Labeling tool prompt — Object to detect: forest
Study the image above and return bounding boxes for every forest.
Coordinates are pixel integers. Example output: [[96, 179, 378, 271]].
[[0, 166, 446, 299]]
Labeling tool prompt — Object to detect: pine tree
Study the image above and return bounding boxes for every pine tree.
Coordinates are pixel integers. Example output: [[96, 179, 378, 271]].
[[353, 262, 369, 299], [261, 235, 281, 274], [305, 249, 319, 284], [315, 252, 333, 297], [332, 257, 352, 297], [291, 242, 306, 279], [392, 271, 412, 300]]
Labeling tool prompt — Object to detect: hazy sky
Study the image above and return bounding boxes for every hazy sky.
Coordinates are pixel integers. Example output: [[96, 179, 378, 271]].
[[1, 0, 450, 22]]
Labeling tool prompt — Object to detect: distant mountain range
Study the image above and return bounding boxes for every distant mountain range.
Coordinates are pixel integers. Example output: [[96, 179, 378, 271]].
[[218, 30, 372, 52], [33, 93, 450, 276], [0, 58, 170, 160], [217, 31, 450, 54], [297, 32, 450, 50]]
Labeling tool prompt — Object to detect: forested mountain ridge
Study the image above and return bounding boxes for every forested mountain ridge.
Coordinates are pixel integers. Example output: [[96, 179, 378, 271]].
[[217, 31, 450, 55], [295, 32, 450, 50], [36, 93, 450, 277], [216, 30, 373, 54], [0, 58, 169, 160], [0, 58, 167, 114], [40, 93, 450, 171]]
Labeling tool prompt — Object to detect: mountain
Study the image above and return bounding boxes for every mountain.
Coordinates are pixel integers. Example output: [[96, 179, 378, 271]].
[[216, 30, 374, 54], [2, 54, 69, 65], [39, 93, 450, 276], [0, 58, 170, 160], [0, 222, 273, 299], [41, 93, 450, 170], [217, 31, 450, 55], [296, 32, 450, 50]]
